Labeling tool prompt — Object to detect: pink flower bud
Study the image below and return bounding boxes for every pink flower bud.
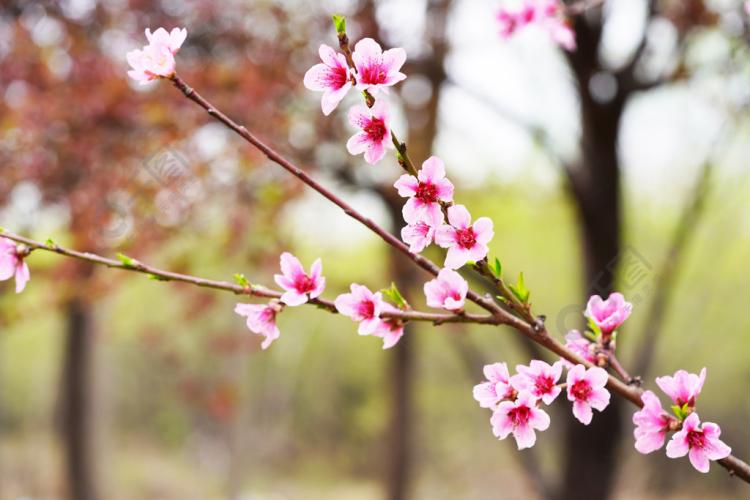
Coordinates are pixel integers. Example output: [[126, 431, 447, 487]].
[[655, 367, 706, 408], [585, 292, 632, 335]]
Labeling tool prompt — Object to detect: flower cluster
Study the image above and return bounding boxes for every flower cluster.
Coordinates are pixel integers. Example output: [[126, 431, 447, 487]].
[[632, 368, 731, 473], [394, 156, 493, 283], [496, 0, 575, 51], [304, 31, 493, 349], [394, 156, 494, 270], [235, 253, 325, 349], [127, 27, 187, 84], [304, 38, 405, 165], [0, 237, 30, 294], [474, 359, 610, 449]]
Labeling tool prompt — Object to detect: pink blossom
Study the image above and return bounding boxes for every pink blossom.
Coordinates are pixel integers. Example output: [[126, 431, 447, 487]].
[[352, 38, 406, 93], [561, 330, 596, 368], [234, 302, 281, 349], [273, 252, 325, 306], [473, 362, 515, 409], [335, 284, 386, 335], [423, 268, 468, 311], [0, 237, 30, 294], [666, 413, 731, 473], [632, 390, 673, 454], [145, 27, 187, 54], [746, 0, 750, 16], [394, 156, 454, 226], [496, 0, 576, 51], [346, 100, 392, 165], [496, 1, 535, 39], [127, 44, 175, 84], [401, 221, 435, 254], [127, 27, 187, 84], [435, 205, 494, 269], [377, 303, 405, 349], [585, 292, 632, 335], [511, 360, 564, 405], [303, 44, 353, 115], [655, 367, 706, 408], [566, 364, 611, 425], [491, 392, 550, 450]]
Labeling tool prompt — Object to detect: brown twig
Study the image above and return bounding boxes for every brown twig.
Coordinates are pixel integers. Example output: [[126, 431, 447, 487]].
[[0, 230, 495, 326]]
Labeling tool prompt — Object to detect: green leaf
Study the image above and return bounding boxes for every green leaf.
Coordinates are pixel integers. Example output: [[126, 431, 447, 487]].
[[381, 282, 409, 310], [116, 252, 137, 268], [509, 272, 530, 303], [234, 273, 251, 287], [45, 238, 56, 247], [670, 404, 690, 421], [147, 273, 169, 281], [488, 257, 503, 279], [587, 316, 602, 337], [332, 14, 346, 35]]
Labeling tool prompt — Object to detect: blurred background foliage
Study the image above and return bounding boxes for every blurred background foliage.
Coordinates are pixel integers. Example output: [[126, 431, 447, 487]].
[[1, 0, 750, 499]]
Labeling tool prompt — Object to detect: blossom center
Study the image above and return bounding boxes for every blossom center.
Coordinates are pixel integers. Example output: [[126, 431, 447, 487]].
[[360, 62, 388, 85], [415, 182, 438, 203], [687, 429, 706, 450], [364, 117, 387, 142], [571, 380, 592, 401], [260, 307, 277, 323], [358, 299, 376, 319], [294, 274, 316, 294], [508, 405, 531, 426], [455, 227, 477, 249], [534, 375, 554, 395], [327, 65, 349, 90]]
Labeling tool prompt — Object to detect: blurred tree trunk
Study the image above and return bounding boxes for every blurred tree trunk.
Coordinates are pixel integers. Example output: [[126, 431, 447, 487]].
[[558, 11, 626, 500], [59, 268, 100, 500]]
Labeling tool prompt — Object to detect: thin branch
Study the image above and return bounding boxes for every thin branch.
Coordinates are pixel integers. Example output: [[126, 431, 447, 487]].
[[0, 231, 495, 326]]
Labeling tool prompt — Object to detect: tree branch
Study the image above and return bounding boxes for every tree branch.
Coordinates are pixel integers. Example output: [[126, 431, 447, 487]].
[[0, 230, 496, 326]]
